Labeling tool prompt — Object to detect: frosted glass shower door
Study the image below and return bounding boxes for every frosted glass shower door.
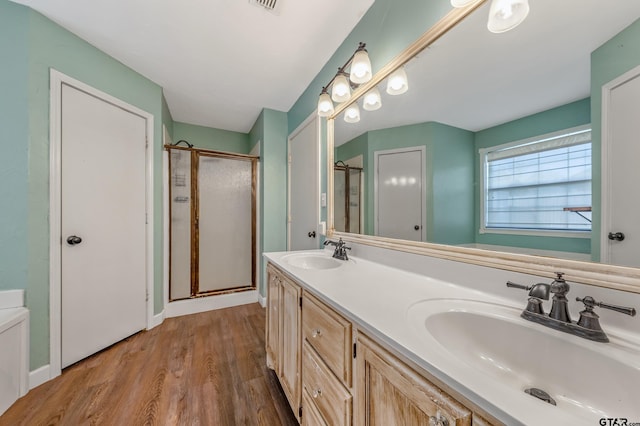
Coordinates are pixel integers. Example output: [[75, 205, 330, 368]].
[[197, 154, 254, 293]]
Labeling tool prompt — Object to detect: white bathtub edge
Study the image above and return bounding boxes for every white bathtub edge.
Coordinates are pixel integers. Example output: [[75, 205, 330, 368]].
[[0, 290, 25, 310]]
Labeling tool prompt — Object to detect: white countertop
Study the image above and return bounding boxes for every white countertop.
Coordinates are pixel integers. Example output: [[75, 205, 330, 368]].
[[264, 249, 640, 426]]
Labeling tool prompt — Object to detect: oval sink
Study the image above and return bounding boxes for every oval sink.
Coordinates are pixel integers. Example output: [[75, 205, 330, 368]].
[[407, 299, 640, 421], [282, 253, 342, 270]]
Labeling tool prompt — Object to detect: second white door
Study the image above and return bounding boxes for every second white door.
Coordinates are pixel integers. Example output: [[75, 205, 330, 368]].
[[288, 117, 319, 250]]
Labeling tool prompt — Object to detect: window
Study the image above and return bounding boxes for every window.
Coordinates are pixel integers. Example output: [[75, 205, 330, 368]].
[[480, 125, 592, 235]]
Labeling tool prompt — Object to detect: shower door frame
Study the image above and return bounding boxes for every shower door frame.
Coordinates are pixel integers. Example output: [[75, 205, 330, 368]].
[[167, 145, 258, 300]]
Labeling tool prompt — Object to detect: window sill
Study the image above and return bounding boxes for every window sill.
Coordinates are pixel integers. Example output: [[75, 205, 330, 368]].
[[479, 228, 591, 239]]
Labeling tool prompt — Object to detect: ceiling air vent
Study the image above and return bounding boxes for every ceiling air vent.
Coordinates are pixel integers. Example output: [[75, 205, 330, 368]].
[[249, 0, 282, 14]]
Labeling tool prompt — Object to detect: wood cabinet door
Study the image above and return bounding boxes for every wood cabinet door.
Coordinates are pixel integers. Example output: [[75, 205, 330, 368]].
[[280, 276, 302, 419], [355, 333, 472, 426], [266, 267, 281, 371]]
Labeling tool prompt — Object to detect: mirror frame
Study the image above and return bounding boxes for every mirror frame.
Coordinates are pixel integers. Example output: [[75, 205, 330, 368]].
[[326, 0, 640, 293]]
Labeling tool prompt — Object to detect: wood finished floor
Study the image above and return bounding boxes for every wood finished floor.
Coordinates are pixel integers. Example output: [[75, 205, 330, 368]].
[[1, 303, 297, 426]]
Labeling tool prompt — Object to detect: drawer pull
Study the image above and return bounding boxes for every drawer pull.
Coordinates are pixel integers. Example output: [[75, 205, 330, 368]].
[[429, 412, 449, 426], [312, 329, 322, 338], [312, 388, 323, 398]]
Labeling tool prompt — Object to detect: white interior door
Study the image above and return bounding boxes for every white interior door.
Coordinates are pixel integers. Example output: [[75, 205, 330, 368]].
[[61, 84, 147, 368], [375, 147, 425, 241], [288, 116, 319, 251], [603, 69, 640, 267]]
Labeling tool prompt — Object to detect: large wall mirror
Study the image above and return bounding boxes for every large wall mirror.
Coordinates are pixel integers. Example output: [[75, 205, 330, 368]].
[[328, 0, 640, 292]]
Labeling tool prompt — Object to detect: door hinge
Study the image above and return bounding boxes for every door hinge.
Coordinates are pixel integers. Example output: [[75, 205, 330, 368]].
[[298, 406, 302, 418], [288, 154, 292, 164], [353, 342, 357, 358]]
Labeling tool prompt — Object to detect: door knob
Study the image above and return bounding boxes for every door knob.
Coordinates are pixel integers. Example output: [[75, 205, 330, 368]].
[[414, 225, 420, 230], [66, 235, 83, 245], [608, 232, 625, 241], [308, 231, 316, 238]]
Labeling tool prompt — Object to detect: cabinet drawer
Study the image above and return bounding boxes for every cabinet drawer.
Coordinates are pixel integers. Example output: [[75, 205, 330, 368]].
[[303, 341, 352, 426], [302, 292, 352, 386], [302, 387, 328, 426]]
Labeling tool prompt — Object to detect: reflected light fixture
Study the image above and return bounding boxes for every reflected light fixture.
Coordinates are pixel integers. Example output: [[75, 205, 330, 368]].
[[344, 103, 361, 123], [331, 72, 352, 103], [451, 0, 530, 33], [317, 88, 334, 117], [386, 66, 409, 95], [362, 87, 382, 111], [487, 0, 529, 33]]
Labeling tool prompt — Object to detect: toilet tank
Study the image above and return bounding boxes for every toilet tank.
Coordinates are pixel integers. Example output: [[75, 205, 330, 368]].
[[0, 295, 29, 416]]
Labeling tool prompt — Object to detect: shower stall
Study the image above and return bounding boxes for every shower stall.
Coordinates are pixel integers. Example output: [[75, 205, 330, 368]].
[[334, 161, 363, 234], [168, 145, 258, 301]]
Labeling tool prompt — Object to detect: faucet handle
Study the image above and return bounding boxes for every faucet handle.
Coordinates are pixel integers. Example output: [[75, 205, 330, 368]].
[[576, 296, 637, 317]]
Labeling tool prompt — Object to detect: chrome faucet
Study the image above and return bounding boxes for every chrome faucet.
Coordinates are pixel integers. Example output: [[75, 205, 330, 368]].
[[507, 272, 636, 342], [323, 238, 351, 261]]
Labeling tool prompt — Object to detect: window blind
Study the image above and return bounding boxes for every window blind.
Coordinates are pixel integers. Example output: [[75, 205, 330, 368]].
[[485, 129, 592, 232]]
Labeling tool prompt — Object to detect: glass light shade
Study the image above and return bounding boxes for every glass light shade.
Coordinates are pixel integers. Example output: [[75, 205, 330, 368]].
[[386, 67, 409, 95], [317, 92, 334, 117], [487, 0, 530, 33], [450, 0, 476, 7], [331, 74, 352, 103], [344, 103, 360, 123], [362, 87, 382, 111], [350, 50, 372, 84]]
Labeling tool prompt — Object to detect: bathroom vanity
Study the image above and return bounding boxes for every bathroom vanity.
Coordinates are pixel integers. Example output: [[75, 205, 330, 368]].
[[264, 249, 640, 425]]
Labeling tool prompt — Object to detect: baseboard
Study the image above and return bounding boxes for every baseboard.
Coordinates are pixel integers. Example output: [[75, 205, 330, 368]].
[[258, 294, 266, 308], [149, 311, 164, 329], [29, 364, 51, 390], [165, 290, 259, 318]]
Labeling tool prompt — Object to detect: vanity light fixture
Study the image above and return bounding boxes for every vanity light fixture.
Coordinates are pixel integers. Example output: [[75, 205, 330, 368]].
[[386, 66, 409, 95], [332, 72, 352, 103], [451, 0, 530, 33], [317, 88, 335, 117], [316, 42, 372, 118], [344, 103, 361, 123], [363, 87, 382, 111]]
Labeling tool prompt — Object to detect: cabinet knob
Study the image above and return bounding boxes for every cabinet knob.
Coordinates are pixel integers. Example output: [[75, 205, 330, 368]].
[[312, 388, 322, 398], [312, 329, 322, 338], [429, 413, 449, 426]]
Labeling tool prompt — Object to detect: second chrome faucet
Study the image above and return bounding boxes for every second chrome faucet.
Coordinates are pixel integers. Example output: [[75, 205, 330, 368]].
[[507, 273, 636, 342]]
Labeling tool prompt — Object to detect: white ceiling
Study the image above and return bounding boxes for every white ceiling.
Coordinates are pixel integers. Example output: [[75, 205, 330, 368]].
[[12, 0, 374, 132], [335, 0, 640, 145]]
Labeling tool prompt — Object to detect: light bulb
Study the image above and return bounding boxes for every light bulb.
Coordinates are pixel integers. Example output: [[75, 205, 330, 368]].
[[386, 67, 408, 95], [331, 74, 351, 103], [344, 103, 360, 123], [350, 50, 372, 84], [363, 88, 382, 111], [317, 92, 334, 117], [487, 0, 529, 33]]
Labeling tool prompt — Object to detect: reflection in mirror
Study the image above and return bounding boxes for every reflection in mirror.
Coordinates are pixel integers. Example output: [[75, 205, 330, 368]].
[[331, 0, 640, 267]]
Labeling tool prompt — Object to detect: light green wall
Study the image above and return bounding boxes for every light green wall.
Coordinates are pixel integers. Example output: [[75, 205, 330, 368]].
[[337, 122, 475, 244], [250, 109, 288, 296], [162, 94, 174, 141], [0, 1, 167, 370], [173, 121, 250, 154], [0, 0, 29, 293], [473, 98, 592, 254], [288, 0, 452, 134], [591, 17, 640, 261]]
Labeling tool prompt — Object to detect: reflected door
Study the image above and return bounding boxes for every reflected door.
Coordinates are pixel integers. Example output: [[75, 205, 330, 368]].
[[375, 147, 425, 241], [604, 70, 640, 267]]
